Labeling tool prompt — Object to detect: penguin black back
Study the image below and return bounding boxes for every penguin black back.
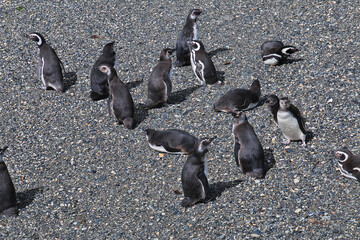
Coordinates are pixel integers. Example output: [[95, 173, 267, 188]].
[[0, 147, 18, 217], [90, 42, 116, 101], [261, 40, 299, 65]]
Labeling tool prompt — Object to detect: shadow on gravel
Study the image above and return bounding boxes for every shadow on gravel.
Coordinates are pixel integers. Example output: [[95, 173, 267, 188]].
[[133, 103, 149, 129], [208, 47, 232, 58], [206, 179, 243, 202], [64, 72, 77, 92], [168, 85, 201, 105], [126, 79, 143, 90], [17, 187, 43, 210], [217, 71, 225, 84], [264, 148, 276, 174], [279, 58, 304, 65], [306, 131, 315, 144]]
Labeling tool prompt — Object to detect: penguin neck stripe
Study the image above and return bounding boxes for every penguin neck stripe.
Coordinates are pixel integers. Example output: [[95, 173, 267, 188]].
[[30, 34, 42, 46], [263, 53, 282, 59], [337, 152, 348, 162]]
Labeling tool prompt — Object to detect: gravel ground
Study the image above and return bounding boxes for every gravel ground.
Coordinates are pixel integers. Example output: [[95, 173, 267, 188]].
[[0, 0, 359, 239]]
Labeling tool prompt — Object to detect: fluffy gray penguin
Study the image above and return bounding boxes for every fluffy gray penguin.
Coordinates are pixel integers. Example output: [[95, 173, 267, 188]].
[[261, 40, 299, 65], [98, 64, 135, 129], [145, 129, 197, 154], [275, 97, 307, 147], [266, 94, 280, 122], [145, 48, 173, 109], [175, 9, 202, 67], [188, 40, 220, 85], [334, 148, 360, 182], [214, 80, 261, 113], [181, 136, 216, 207], [232, 111, 265, 179], [28, 32, 64, 93], [90, 42, 116, 101], [0, 147, 18, 217]]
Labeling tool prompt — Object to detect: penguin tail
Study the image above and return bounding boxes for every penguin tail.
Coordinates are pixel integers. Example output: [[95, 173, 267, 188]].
[[181, 197, 197, 208]]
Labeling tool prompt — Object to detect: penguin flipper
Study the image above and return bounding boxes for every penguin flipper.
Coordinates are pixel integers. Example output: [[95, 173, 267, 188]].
[[289, 105, 307, 134], [195, 60, 205, 83], [181, 197, 198, 208], [234, 141, 241, 168]]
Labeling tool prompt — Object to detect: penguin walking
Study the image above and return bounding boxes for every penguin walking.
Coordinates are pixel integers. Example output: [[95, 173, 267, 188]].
[[261, 40, 299, 65], [188, 40, 220, 85], [145, 48, 173, 109], [175, 9, 202, 67], [28, 32, 64, 93], [232, 111, 265, 179], [0, 147, 18, 217], [181, 136, 216, 207], [145, 129, 197, 154], [267, 95, 307, 147], [98, 64, 135, 129], [90, 42, 116, 101], [334, 148, 360, 182], [214, 80, 261, 113]]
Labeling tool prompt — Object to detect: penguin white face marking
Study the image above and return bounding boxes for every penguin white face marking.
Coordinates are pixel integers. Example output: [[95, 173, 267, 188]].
[[335, 151, 348, 162], [40, 57, 46, 87], [279, 98, 290, 109], [29, 33, 42, 46], [263, 54, 282, 65], [193, 23, 198, 40], [281, 47, 298, 55], [191, 42, 201, 51], [353, 167, 360, 172], [98, 65, 111, 75]]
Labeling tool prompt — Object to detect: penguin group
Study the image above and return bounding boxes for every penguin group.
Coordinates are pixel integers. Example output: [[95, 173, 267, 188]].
[[1, 8, 357, 217]]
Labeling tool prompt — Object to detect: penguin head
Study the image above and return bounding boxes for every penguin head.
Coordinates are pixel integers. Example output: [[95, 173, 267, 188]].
[[281, 46, 299, 56], [159, 48, 174, 61], [279, 97, 291, 109], [334, 148, 352, 162], [103, 41, 115, 53], [266, 94, 280, 107], [98, 64, 112, 75], [232, 111, 247, 123], [28, 32, 46, 47], [0, 146, 8, 163], [189, 9, 202, 20], [187, 40, 203, 52], [196, 136, 217, 155], [144, 128, 155, 136]]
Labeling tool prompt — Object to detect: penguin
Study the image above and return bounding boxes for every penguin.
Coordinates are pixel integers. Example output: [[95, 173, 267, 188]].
[[213, 80, 261, 113], [145, 129, 198, 154], [98, 64, 135, 129], [90, 42, 116, 101], [28, 32, 64, 93], [181, 136, 216, 208], [334, 148, 360, 182], [188, 40, 220, 85], [0, 147, 18, 217], [175, 9, 202, 67], [232, 111, 265, 179], [269, 96, 307, 147], [145, 48, 173, 109], [261, 40, 299, 65]]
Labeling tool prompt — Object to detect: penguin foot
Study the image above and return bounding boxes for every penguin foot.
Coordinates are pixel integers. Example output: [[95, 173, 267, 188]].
[[282, 139, 291, 145], [300, 141, 307, 148], [181, 197, 198, 208]]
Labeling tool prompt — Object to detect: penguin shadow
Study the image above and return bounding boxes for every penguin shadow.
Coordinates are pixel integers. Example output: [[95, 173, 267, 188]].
[[206, 179, 243, 202], [133, 103, 149, 129], [207, 47, 232, 58], [126, 79, 144, 90], [17, 187, 43, 210], [264, 148, 276, 174], [305, 130, 315, 145], [167, 85, 201, 105], [217, 71, 225, 84], [279, 58, 304, 65], [63, 72, 77, 92]]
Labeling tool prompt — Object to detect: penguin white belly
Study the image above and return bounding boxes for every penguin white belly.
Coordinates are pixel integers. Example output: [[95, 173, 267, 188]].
[[243, 101, 259, 111], [203, 156, 208, 178], [147, 142, 185, 155], [263, 57, 280, 65], [198, 178, 206, 200], [193, 23, 198, 40], [277, 111, 303, 140]]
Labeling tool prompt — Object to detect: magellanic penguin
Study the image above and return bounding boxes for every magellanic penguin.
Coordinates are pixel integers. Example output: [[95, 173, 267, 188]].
[[0, 147, 18, 217], [188, 40, 220, 85], [175, 9, 202, 67], [261, 40, 299, 65], [268, 96, 307, 147], [214, 80, 261, 113], [90, 42, 116, 101], [145, 48, 173, 109], [232, 111, 265, 179], [98, 64, 135, 129], [145, 129, 198, 154], [28, 32, 64, 93], [181, 136, 217, 207], [334, 148, 360, 182]]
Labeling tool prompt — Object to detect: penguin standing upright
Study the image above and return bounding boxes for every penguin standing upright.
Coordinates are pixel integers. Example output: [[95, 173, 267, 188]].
[[145, 129, 197, 154], [175, 9, 202, 67], [181, 136, 216, 207], [188, 40, 220, 85], [145, 48, 173, 109], [0, 147, 18, 217], [214, 80, 261, 113], [261, 40, 299, 65], [232, 111, 265, 179], [334, 148, 360, 182], [90, 42, 116, 101], [98, 64, 135, 129], [28, 32, 64, 93], [267, 96, 307, 147]]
